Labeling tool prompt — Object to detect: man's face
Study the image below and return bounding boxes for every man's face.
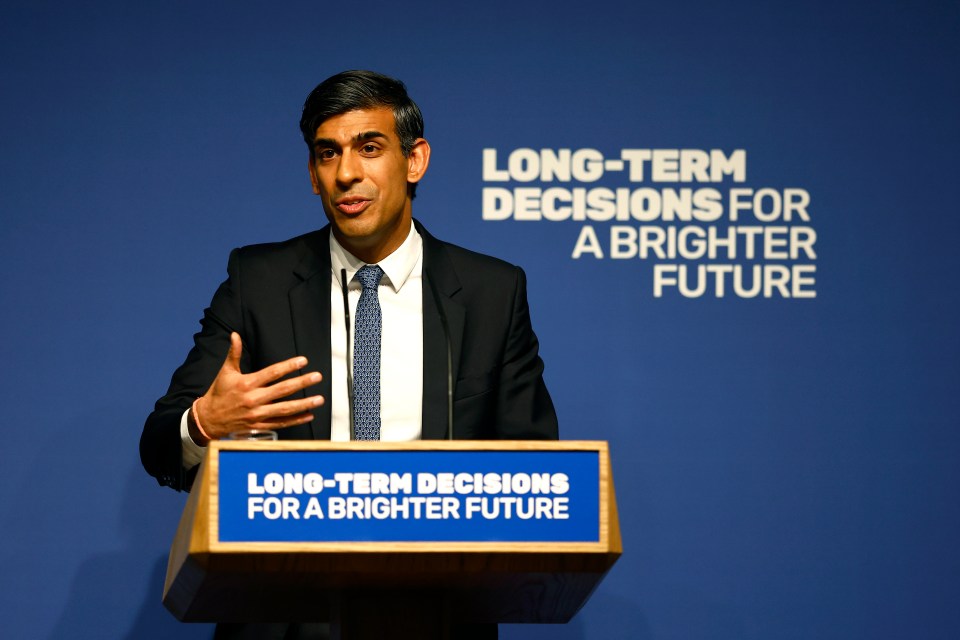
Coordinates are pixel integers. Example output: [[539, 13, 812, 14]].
[[309, 107, 429, 263]]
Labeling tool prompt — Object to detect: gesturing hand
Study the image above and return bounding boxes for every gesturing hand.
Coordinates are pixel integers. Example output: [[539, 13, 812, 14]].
[[189, 332, 324, 444]]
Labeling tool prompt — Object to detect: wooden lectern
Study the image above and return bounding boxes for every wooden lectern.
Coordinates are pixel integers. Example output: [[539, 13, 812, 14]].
[[164, 440, 621, 637]]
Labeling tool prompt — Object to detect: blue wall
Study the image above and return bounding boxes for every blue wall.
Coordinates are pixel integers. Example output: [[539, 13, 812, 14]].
[[1, 1, 958, 638]]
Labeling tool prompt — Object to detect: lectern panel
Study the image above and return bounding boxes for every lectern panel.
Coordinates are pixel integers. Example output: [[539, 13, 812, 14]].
[[218, 449, 599, 543]]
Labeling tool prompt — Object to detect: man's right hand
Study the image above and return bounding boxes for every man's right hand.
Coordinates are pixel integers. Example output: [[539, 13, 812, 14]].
[[188, 332, 324, 444]]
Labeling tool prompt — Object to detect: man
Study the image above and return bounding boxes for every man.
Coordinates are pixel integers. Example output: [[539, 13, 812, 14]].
[[141, 70, 558, 638]]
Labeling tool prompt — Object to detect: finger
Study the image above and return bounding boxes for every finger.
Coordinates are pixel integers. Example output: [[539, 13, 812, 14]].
[[222, 332, 244, 372], [258, 371, 323, 403], [258, 412, 317, 430], [247, 355, 310, 387], [250, 394, 325, 421]]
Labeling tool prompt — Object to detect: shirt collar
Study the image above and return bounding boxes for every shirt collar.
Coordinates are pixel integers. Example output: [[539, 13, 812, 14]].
[[329, 221, 422, 293]]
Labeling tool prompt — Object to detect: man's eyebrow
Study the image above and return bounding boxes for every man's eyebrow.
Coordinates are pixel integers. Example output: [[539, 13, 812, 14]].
[[355, 130, 388, 142], [312, 131, 388, 149]]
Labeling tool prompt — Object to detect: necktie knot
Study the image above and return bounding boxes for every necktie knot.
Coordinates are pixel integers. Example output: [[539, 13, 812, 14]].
[[356, 265, 384, 291]]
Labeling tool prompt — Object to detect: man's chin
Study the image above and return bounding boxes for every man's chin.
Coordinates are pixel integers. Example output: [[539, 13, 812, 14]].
[[332, 217, 377, 241]]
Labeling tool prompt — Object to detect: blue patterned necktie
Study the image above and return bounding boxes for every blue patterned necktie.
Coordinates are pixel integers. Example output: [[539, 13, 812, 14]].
[[353, 265, 385, 440]]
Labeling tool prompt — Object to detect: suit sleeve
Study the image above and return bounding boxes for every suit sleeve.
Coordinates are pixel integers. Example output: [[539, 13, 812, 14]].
[[494, 267, 559, 440], [140, 248, 249, 491]]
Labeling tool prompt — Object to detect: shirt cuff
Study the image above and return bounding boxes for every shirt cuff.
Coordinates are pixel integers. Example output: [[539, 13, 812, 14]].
[[180, 408, 206, 468]]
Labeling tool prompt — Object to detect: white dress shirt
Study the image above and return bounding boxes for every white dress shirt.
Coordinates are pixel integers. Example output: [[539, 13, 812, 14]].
[[180, 221, 424, 465]]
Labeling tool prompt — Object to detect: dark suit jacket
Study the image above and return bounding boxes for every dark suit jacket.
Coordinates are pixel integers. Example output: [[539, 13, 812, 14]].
[[141, 220, 558, 490]]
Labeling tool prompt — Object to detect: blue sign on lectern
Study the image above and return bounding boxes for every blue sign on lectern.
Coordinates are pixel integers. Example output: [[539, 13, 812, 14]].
[[217, 450, 600, 543]]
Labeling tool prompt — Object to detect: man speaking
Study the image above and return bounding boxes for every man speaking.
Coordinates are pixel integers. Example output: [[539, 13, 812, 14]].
[[141, 70, 558, 637]]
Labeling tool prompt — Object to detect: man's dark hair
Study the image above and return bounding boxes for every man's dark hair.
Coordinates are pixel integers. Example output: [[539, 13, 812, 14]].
[[300, 70, 424, 156]]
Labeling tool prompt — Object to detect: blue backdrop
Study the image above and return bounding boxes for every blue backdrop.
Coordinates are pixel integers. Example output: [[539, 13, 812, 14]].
[[1, 1, 958, 638]]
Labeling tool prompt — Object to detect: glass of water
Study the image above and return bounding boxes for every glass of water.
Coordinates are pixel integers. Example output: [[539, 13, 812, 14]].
[[226, 429, 278, 441]]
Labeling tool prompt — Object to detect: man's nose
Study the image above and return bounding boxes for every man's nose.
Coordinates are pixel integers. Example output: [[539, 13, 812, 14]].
[[336, 150, 363, 186]]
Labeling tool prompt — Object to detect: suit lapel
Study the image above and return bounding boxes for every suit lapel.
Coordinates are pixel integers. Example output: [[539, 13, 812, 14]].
[[289, 229, 333, 440], [419, 222, 465, 440]]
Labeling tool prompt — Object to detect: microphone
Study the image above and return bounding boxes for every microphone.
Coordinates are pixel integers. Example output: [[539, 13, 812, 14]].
[[340, 268, 356, 440], [426, 273, 454, 440]]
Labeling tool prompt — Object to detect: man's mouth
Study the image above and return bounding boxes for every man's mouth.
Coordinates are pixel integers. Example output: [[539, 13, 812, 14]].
[[335, 196, 371, 215]]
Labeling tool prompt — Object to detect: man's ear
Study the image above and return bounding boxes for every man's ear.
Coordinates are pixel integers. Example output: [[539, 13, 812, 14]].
[[308, 154, 320, 194], [406, 138, 431, 185]]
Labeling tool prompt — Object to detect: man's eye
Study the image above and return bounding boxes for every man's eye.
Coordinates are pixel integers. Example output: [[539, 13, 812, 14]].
[[361, 144, 380, 154], [317, 149, 336, 160]]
